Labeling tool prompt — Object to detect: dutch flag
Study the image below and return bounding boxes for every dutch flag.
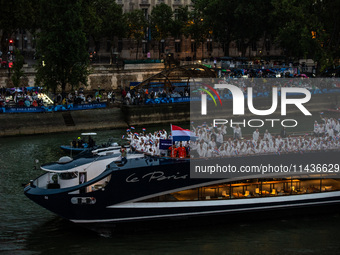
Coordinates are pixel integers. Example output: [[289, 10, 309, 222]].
[[171, 125, 196, 141]]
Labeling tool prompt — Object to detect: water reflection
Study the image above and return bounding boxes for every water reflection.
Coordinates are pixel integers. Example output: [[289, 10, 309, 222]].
[[22, 213, 340, 255]]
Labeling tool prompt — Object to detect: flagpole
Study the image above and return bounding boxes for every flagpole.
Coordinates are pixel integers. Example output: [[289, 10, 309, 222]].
[[170, 123, 173, 157], [170, 123, 172, 142]]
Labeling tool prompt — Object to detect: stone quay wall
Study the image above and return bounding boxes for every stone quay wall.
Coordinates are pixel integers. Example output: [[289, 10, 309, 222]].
[[0, 93, 336, 137], [0, 103, 190, 137]]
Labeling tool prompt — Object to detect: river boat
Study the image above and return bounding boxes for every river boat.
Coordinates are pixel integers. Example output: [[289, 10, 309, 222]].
[[24, 148, 340, 232], [60, 133, 99, 154], [60, 133, 124, 154]]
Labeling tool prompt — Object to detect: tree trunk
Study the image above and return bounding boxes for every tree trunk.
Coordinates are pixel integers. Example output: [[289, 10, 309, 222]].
[[136, 40, 139, 60], [62, 82, 66, 100], [110, 45, 113, 65], [224, 40, 230, 56]]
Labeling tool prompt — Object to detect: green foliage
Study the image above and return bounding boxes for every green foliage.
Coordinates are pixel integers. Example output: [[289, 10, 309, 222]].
[[34, 0, 89, 95], [0, 0, 39, 60], [126, 10, 148, 59], [126, 10, 148, 41], [90, 0, 126, 63], [184, 8, 210, 45], [191, 0, 238, 54], [11, 50, 25, 87], [171, 6, 189, 39], [93, 0, 126, 41], [273, 0, 340, 70], [1, 0, 339, 75], [150, 3, 174, 41], [80, 0, 103, 40]]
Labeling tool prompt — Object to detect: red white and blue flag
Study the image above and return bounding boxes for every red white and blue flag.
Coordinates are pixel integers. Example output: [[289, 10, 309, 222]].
[[171, 125, 196, 141]]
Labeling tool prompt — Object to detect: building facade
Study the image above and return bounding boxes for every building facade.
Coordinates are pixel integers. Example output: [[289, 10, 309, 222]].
[[9, 0, 284, 64]]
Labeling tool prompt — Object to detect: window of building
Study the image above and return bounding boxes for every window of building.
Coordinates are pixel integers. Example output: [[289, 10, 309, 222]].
[[175, 41, 181, 53], [118, 40, 123, 52], [252, 41, 257, 51], [223, 43, 229, 54], [160, 41, 165, 53], [237, 40, 242, 52], [191, 42, 197, 52], [106, 40, 111, 52], [174, 9, 180, 20], [142, 8, 148, 19], [142, 41, 148, 54], [265, 39, 271, 51], [24, 38, 28, 49], [207, 40, 212, 52], [95, 41, 101, 52]]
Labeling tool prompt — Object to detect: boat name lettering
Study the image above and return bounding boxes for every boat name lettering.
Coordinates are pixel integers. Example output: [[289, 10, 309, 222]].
[[126, 171, 188, 183]]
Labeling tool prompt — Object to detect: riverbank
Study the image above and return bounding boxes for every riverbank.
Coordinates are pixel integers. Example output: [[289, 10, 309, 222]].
[[0, 103, 190, 137], [0, 93, 337, 137]]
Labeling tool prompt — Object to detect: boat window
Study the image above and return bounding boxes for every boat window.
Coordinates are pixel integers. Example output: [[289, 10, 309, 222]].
[[71, 197, 96, 205], [139, 178, 340, 202], [80, 175, 112, 193], [59, 172, 78, 180]]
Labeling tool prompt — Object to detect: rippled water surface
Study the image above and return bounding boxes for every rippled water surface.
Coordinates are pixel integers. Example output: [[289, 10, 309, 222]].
[[1, 123, 340, 255]]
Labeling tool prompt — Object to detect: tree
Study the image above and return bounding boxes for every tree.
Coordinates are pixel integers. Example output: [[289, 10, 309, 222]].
[[150, 3, 174, 58], [191, 0, 238, 57], [126, 10, 148, 60], [171, 6, 189, 39], [80, 0, 103, 51], [92, 0, 126, 64], [0, 0, 38, 62], [11, 49, 25, 87], [35, 0, 89, 97], [272, 0, 340, 72], [185, 8, 211, 59], [233, 0, 274, 57]]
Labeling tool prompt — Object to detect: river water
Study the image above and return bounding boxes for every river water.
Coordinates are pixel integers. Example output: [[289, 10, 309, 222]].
[[1, 123, 340, 254]]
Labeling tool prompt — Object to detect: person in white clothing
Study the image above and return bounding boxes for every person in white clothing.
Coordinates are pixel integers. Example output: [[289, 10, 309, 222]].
[[232, 124, 242, 139], [263, 129, 272, 141], [252, 129, 260, 142]]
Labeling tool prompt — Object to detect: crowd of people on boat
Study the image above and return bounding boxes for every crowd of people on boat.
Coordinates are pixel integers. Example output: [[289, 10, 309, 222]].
[[189, 117, 340, 158], [124, 128, 189, 158], [123, 116, 340, 159]]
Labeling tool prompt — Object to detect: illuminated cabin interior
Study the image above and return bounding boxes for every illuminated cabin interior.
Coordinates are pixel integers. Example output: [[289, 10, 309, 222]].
[[140, 178, 340, 202]]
